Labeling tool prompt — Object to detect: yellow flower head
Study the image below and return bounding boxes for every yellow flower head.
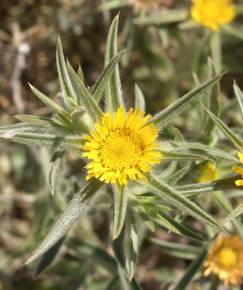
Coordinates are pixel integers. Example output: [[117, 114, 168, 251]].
[[83, 107, 162, 185], [204, 235, 243, 285], [198, 162, 218, 183], [233, 152, 243, 186], [128, 0, 162, 11], [191, 0, 236, 31]]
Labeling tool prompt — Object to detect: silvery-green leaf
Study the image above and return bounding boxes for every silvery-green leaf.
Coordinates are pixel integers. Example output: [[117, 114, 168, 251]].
[[162, 150, 210, 161], [224, 204, 243, 224], [15, 115, 54, 127], [205, 107, 243, 150], [173, 245, 209, 290], [0, 123, 49, 133], [56, 37, 78, 107], [113, 185, 128, 240], [165, 165, 190, 185], [98, 0, 128, 11], [125, 211, 138, 281], [0, 131, 84, 151], [78, 64, 85, 83], [92, 51, 125, 102], [210, 32, 222, 74], [34, 237, 65, 277], [233, 82, 243, 120], [212, 191, 243, 238], [146, 173, 222, 231], [162, 141, 238, 162], [133, 9, 188, 26], [200, 58, 221, 143], [150, 238, 200, 260], [155, 211, 207, 241], [24, 179, 102, 265], [158, 162, 177, 180], [67, 62, 103, 122], [134, 84, 146, 111], [48, 151, 65, 196], [29, 83, 67, 117], [223, 24, 243, 41], [148, 74, 222, 129], [176, 176, 242, 199], [105, 15, 124, 112]]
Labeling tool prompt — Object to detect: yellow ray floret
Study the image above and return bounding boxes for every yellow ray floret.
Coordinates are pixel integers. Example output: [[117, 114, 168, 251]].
[[233, 152, 243, 186], [191, 0, 236, 31], [204, 235, 243, 285], [83, 107, 162, 185]]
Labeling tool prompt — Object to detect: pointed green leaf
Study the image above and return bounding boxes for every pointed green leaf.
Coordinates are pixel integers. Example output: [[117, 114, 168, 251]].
[[67, 62, 103, 122], [212, 191, 243, 238], [174, 245, 208, 290], [134, 84, 146, 111], [133, 9, 188, 25], [176, 176, 241, 197], [24, 180, 102, 265], [162, 141, 238, 162], [56, 37, 78, 107], [98, 0, 128, 12], [29, 83, 67, 116], [150, 238, 200, 260], [0, 122, 48, 133], [146, 173, 222, 231], [162, 150, 210, 161], [233, 82, 243, 120], [113, 185, 128, 240], [224, 203, 243, 223], [125, 211, 139, 281], [205, 107, 243, 150], [155, 211, 207, 241], [15, 115, 54, 127], [78, 64, 85, 83], [105, 15, 124, 112], [48, 151, 65, 196], [92, 51, 125, 102], [34, 237, 65, 277], [0, 131, 84, 151], [148, 74, 223, 128]]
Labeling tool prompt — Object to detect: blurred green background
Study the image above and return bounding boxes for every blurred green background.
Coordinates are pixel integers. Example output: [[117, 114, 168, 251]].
[[1, 1, 243, 289]]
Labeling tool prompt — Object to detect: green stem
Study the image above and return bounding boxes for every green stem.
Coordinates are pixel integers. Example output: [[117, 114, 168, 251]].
[[210, 32, 222, 74]]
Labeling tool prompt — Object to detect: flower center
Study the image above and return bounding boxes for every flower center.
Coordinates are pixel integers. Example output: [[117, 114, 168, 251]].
[[218, 247, 238, 268], [99, 129, 143, 170]]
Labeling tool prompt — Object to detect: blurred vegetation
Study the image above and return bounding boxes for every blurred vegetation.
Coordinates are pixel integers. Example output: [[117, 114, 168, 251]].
[[1, 1, 243, 290]]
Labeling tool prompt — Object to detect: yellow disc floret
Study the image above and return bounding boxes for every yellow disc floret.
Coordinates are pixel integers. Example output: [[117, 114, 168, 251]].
[[191, 0, 236, 31], [83, 107, 162, 185], [204, 235, 243, 285]]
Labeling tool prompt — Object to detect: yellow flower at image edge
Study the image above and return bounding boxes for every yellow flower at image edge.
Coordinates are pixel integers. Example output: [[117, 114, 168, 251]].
[[204, 235, 243, 285], [83, 107, 162, 185], [191, 0, 236, 31], [233, 152, 243, 186]]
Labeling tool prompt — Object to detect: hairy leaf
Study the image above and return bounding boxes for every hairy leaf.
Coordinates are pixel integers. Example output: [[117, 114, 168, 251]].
[[105, 15, 124, 112], [24, 179, 102, 265], [148, 74, 222, 128], [146, 174, 222, 231]]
